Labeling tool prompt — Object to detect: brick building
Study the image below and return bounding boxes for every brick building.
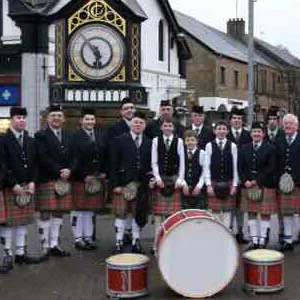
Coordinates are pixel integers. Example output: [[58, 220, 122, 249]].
[[175, 11, 298, 123]]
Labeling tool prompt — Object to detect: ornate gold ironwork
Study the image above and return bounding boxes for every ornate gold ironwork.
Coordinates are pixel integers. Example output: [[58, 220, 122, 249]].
[[55, 20, 65, 79], [68, 0, 126, 36], [111, 67, 126, 82], [68, 65, 84, 82], [131, 24, 140, 81]]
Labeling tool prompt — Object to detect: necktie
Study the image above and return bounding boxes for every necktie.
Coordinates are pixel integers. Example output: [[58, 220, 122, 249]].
[[90, 131, 95, 142], [188, 149, 193, 160], [219, 140, 223, 151], [18, 134, 23, 148], [287, 136, 293, 145], [56, 130, 62, 143], [235, 130, 240, 140], [165, 138, 171, 151], [270, 132, 274, 141], [254, 143, 259, 151], [195, 128, 200, 136], [135, 135, 140, 148]]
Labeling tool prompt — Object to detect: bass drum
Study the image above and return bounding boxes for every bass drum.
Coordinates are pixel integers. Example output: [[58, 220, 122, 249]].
[[156, 209, 239, 298]]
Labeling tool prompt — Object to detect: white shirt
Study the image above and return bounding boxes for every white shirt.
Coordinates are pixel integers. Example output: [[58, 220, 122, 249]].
[[204, 138, 239, 187], [286, 132, 297, 144], [253, 141, 263, 150], [183, 147, 206, 190], [11, 128, 24, 140], [192, 124, 203, 135], [151, 135, 185, 183], [231, 127, 242, 138], [267, 128, 278, 138], [130, 131, 142, 147], [49, 126, 62, 138]]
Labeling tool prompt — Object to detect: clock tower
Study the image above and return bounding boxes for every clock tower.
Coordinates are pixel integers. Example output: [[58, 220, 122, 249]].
[[50, 0, 148, 126]]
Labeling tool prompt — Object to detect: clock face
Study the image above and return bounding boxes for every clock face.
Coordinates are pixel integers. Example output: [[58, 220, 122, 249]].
[[68, 24, 126, 81]]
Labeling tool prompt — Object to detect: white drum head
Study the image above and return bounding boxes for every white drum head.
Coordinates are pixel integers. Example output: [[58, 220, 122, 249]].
[[158, 217, 239, 298]]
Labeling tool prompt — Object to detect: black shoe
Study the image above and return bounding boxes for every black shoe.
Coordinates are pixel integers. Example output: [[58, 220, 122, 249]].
[[245, 242, 259, 251], [112, 240, 124, 255], [280, 242, 294, 252], [236, 232, 248, 244], [75, 240, 87, 251], [2, 255, 13, 271], [50, 246, 71, 257], [132, 239, 145, 254], [84, 240, 97, 250], [15, 254, 44, 265]]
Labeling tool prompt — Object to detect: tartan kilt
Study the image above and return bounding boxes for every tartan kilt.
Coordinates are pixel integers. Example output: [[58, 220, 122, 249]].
[[240, 188, 278, 215], [3, 188, 35, 227], [278, 187, 300, 215], [207, 181, 236, 211], [112, 192, 137, 219], [0, 191, 6, 224], [36, 181, 73, 212], [152, 188, 181, 216], [72, 182, 105, 211], [181, 193, 206, 210]]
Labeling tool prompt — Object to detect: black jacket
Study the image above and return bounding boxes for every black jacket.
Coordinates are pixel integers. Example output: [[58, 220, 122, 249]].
[[35, 127, 74, 182], [72, 129, 106, 181], [264, 128, 285, 145], [238, 141, 277, 188], [110, 133, 152, 188], [3, 130, 37, 187], [228, 128, 252, 149]]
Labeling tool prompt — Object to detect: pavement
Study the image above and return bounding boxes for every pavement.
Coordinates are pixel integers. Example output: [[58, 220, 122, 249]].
[[0, 214, 300, 300]]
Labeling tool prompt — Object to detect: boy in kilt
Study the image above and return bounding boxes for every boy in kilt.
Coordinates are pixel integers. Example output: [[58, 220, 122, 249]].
[[71, 108, 107, 250], [204, 121, 238, 230], [277, 114, 300, 251], [239, 122, 278, 250], [1, 107, 41, 272], [35, 104, 73, 257], [151, 116, 185, 250], [110, 112, 152, 254], [181, 130, 205, 209]]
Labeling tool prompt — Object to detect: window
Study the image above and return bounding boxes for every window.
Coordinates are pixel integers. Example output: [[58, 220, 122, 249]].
[[220, 66, 226, 84], [234, 70, 239, 88], [272, 72, 277, 93], [158, 20, 164, 61]]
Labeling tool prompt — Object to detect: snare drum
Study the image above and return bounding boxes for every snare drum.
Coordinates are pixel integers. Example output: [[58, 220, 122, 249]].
[[243, 249, 284, 293], [156, 209, 239, 298], [106, 254, 150, 298]]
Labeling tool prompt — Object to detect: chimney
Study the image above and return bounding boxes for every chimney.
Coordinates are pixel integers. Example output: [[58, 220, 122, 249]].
[[227, 18, 245, 41]]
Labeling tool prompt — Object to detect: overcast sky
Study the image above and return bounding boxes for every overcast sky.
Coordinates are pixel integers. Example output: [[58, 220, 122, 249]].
[[169, 0, 300, 59]]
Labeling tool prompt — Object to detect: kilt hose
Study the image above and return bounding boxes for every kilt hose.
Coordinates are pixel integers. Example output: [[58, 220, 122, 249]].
[[207, 181, 236, 211], [112, 192, 137, 219], [152, 188, 181, 216], [72, 182, 105, 211], [36, 181, 73, 212], [3, 188, 35, 227], [278, 187, 300, 215], [240, 188, 278, 215], [0, 191, 6, 224]]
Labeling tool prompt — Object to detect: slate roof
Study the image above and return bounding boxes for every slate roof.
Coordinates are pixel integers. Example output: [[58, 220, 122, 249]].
[[174, 10, 275, 67]]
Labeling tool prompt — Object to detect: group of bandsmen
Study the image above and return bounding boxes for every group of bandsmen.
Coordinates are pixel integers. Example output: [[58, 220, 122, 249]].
[[0, 97, 299, 274]]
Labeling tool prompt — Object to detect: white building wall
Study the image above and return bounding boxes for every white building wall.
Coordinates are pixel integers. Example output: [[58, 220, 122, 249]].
[[137, 0, 186, 114], [1, 0, 21, 44]]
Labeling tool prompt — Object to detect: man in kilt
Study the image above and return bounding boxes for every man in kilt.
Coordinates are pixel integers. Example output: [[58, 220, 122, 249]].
[[1, 107, 41, 272], [110, 111, 152, 254], [35, 104, 73, 257], [106, 97, 137, 245], [71, 108, 107, 250], [181, 130, 205, 209], [227, 107, 252, 243], [204, 121, 238, 230], [265, 106, 285, 144], [151, 116, 185, 251], [277, 114, 300, 251], [239, 122, 278, 250]]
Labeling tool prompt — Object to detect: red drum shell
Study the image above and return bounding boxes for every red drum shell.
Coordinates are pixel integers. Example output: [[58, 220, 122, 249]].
[[106, 254, 150, 298], [243, 249, 284, 293]]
